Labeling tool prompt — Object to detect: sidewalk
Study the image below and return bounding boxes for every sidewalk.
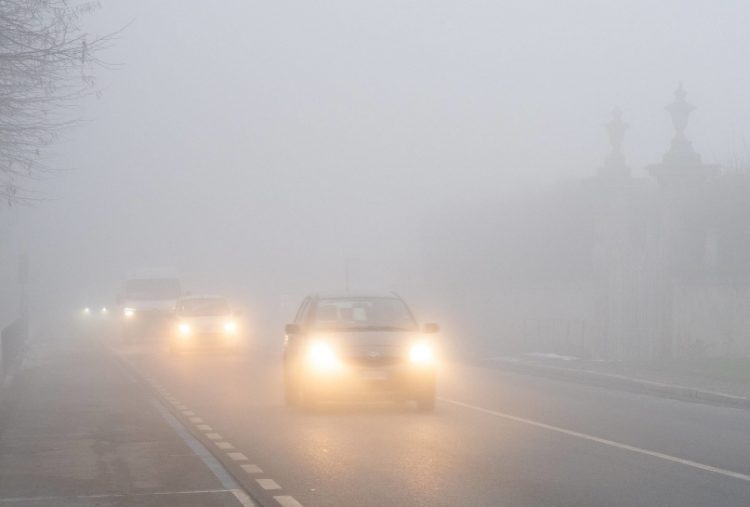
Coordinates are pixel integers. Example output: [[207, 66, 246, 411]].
[[0, 334, 250, 506], [480, 353, 750, 409]]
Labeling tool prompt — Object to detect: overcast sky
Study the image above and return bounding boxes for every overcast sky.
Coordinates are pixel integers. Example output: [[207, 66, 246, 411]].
[[3, 0, 750, 320]]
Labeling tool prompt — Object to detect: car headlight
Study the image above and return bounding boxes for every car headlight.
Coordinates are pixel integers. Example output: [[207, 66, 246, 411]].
[[307, 341, 339, 370], [409, 341, 435, 365], [82, 307, 91, 315], [101, 307, 108, 315], [223, 321, 237, 334], [178, 323, 191, 336], [123, 308, 135, 318]]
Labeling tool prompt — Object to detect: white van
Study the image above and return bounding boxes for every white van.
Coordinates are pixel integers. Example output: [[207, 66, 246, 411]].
[[118, 268, 183, 342]]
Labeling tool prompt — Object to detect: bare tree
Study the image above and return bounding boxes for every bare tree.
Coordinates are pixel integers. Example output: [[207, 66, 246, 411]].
[[0, 0, 110, 204]]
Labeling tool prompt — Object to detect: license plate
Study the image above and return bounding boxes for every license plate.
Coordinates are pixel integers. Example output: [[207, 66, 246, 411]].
[[360, 369, 389, 380]]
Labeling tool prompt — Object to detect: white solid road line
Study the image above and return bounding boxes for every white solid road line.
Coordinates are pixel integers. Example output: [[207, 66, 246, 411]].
[[114, 352, 297, 506], [151, 400, 257, 507], [256, 479, 281, 490], [0, 489, 241, 503], [274, 495, 304, 507], [440, 397, 750, 483]]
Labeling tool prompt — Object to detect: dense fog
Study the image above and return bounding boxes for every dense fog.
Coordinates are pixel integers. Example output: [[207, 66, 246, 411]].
[[3, 0, 750, 357]]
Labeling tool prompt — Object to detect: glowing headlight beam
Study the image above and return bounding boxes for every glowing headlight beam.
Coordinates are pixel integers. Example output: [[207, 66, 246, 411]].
[[123, 308, 135, 318], [178, 323, 191, 335], [308, 341, 339, 370], [223, 321, 237, 333], [409, 341, 435, 365]]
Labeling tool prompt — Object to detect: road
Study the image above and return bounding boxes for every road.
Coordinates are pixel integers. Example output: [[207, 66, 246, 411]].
[[115, 340, 750, 507]]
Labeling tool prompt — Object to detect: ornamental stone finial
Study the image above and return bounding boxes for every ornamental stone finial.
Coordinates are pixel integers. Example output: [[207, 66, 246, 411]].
[[648, 83, 717, 187], [665, 82, 695, 138], [606, 107, 628, 156], [599, 107, 630, 179]]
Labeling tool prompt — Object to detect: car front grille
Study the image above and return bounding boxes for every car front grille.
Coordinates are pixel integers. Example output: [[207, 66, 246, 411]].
[[344, 355, 403, 368]]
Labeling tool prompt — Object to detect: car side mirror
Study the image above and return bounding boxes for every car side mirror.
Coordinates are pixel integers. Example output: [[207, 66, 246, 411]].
[[285, 323, 301, 335], [423, 323, 440, 334]]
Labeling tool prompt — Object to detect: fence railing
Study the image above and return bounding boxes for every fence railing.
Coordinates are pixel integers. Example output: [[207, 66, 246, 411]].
[[1, 318, 28, 380]]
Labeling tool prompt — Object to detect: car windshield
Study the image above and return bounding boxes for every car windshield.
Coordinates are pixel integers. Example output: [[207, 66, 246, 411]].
[[311, 297, 417, 331], [124, 278, 181, 300], [179, 298, 230, 316]]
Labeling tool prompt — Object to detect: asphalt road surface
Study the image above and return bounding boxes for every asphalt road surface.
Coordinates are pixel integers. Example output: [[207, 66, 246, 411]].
[[115, 340, 750, 507]]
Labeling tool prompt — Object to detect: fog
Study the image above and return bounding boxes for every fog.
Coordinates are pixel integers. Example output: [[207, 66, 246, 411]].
[[3, 0, 750, 356]]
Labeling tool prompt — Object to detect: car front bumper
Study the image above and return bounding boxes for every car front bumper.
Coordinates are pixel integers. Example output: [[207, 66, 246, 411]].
[[300, 362, 436, 399], [171, 332, 240, 351]]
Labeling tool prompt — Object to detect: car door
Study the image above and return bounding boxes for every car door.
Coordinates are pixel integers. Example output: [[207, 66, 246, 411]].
[[284, 297, 311, 363]]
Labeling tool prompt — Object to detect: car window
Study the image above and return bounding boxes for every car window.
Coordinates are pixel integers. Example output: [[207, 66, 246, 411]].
[[178, 298, 230, 316], [311, 297, 417, 331], [294, 297, 311, 325], [125, 278, 181, 300]]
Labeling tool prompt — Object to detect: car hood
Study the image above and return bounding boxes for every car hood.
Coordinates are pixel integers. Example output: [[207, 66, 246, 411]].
[[180, 315, 232, 332], [313, 330, 418, 358]]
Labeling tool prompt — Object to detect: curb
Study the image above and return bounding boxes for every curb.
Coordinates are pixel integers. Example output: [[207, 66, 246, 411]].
[[105, 346, 279, 507], [480, 358, 750, 410]]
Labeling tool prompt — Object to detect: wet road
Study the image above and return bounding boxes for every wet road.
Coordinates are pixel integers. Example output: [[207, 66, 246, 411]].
[[117, 342, 750, 507]]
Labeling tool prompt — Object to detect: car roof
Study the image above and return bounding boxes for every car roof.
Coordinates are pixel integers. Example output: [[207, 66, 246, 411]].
[[178, 295, 227, 301], [311, 291, 401, 300]]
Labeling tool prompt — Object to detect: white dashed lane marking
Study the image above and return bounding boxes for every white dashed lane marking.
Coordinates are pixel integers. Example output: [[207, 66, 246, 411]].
[[256, 479, 281, 490], [274, 495, 303, 507], [138, 374, 303, 505], [149, 401, 257, 507]]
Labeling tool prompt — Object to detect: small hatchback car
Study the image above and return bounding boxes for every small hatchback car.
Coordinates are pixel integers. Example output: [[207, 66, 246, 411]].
[[170, 295, 241, 354], [283, 292, 438, 410]]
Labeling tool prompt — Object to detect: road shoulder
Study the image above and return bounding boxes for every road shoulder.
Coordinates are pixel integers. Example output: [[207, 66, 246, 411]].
[[0, 335, 252, 506], [478, 355, 750, 410]]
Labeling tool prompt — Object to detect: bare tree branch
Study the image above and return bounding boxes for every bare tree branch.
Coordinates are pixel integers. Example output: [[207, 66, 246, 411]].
[[0, 0, 113, 204]]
